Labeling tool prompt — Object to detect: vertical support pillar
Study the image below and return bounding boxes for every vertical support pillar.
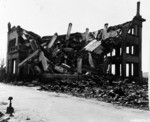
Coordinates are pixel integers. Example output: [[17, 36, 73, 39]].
[[138, 25, 142, 81], [77, 58, 82, 74], [12, 60, 16, 75], [115, 47, 120, 76], [133, 1, 145, 82], [7, 60, 12, 75], [11, 60, 13, 74], [129, 46, 132, 54], [16, 59, 20, 76], [6, 23, 11, 74], [85, 28, 89, 43], [121, 30, 127, 79], [66, 23, 72, 41], [109, 52, 112, 74], [136, 2, 140, 17], [129, 45, 132, 77], [116, 64, 120, 76], [129, 63, 132, 77]]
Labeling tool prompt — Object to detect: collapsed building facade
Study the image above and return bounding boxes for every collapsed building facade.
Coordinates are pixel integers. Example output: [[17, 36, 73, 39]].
[[6, 2, 145, 82]]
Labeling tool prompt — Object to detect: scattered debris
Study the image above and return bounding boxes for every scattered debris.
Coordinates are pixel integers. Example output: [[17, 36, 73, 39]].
[[4, 2, 148, 111], [12, 21, 132, 79], [0, 112, 4, 118], [38, 78, 148, 110]]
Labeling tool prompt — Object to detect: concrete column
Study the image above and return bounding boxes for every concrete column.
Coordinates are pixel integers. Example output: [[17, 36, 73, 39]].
[[116, 47, 120, 76], [136, 2, 140, 17], [129, 63, 132, 77], [121, 30, 127, 79], [138, 25, 142, 81]]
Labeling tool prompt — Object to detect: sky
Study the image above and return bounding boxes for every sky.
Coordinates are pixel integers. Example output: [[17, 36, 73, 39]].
[[0, 0, 149, 72]]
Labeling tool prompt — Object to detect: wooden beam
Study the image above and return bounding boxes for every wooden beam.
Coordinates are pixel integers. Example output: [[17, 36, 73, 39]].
[[47, 33, 58, 49], [39, 51, 49, 71], [18, 50, 39, 67], [30, 39, 39, 51]]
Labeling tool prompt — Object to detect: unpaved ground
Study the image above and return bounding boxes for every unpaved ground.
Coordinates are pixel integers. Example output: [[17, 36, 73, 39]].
[[0, 83, 149, 122]]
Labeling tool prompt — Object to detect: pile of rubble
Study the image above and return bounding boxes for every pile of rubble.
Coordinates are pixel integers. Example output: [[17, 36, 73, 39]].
[[18, 22, 131, 76], [7, 76, 148, 110], [6, 21, 148, 110], [38, 78, 148, 110]]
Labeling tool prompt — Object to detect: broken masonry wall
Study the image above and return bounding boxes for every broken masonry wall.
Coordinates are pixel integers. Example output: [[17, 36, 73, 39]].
[[6, 20, 143, 82], [6, 2, 146, 83], [6, 24, 39, 78], [6, 25, 19, 76]]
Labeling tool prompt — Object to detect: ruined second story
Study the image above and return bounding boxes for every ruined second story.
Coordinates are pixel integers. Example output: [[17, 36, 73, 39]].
[[6, 2, 146, 83]]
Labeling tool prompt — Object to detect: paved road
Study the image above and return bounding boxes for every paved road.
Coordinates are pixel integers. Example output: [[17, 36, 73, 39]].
[[0, 83, 149, 122]]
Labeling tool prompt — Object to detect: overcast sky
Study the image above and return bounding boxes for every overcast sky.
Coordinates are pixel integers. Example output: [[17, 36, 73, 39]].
[[0, 0, 149, 72]]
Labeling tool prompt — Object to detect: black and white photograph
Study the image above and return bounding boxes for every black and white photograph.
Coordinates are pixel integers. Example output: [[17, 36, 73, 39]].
[[0, 0, 150, 121]]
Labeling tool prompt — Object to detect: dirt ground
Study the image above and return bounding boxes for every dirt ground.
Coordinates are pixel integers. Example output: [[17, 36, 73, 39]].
[[0, 83, 149, 122]]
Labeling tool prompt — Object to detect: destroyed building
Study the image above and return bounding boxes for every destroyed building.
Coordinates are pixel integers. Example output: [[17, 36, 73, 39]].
[[6, 2, 145, 82]]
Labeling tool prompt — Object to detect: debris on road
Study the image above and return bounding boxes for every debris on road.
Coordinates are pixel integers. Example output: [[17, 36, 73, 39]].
[[36, 77, 148, 110], [3, 2, 148, 111]]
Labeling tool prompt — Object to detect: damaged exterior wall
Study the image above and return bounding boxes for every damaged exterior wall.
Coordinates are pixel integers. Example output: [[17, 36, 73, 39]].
[[6, 24, 32, 77], [6, 2, 146, 82], [7, 25, 20, 76]]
